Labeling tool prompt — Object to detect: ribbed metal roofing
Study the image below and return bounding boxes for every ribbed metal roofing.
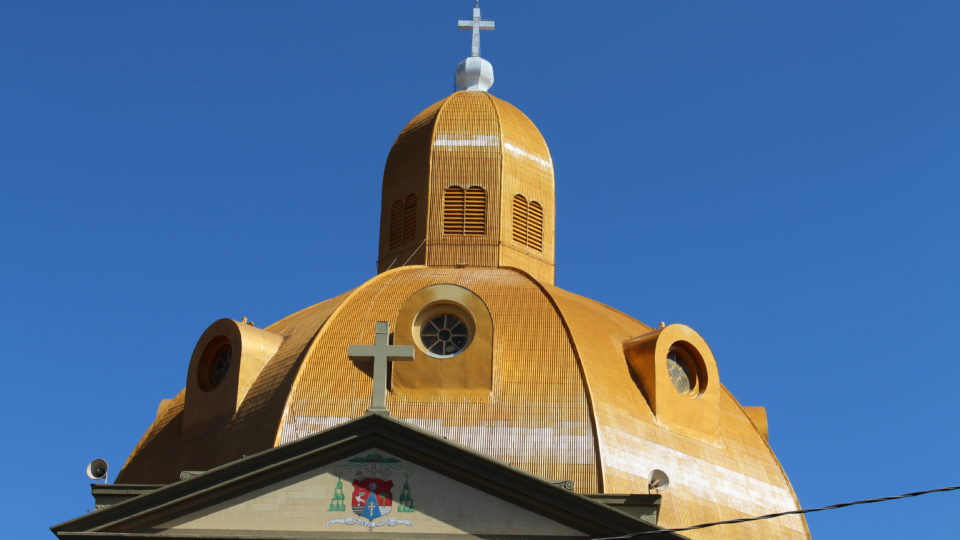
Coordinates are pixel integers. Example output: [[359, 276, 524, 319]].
[[117, 89, 809, 539], [118, 266, 809, 539], [377, 91, 556, 284]]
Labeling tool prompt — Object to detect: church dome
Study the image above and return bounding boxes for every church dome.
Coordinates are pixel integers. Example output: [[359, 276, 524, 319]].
[[116, 86, 808, 538], [377, 91, 556, 284], [118, 263, 807, 538]]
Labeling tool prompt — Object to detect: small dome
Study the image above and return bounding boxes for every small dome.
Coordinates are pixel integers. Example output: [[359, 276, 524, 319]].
[[389, 90, 551, 167], [377, 91, 556, 284]]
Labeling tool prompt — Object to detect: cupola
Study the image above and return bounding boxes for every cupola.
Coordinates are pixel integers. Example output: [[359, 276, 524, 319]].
[[376, 4, 555, 284]]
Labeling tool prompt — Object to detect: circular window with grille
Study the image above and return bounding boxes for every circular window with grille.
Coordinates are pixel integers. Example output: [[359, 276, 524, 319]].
[[414, 304, 474, 358], [665, 345, 707, 396], [198, 337, 233, 391], [666, 350, 693, 394]]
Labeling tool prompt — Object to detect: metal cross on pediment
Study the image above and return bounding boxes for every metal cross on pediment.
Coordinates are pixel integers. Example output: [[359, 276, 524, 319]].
[[458, 2, 495, 58], [348, 321, 414, 413]]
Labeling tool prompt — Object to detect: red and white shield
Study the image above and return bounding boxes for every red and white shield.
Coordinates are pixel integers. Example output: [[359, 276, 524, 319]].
[[351, 477, 394, 520]]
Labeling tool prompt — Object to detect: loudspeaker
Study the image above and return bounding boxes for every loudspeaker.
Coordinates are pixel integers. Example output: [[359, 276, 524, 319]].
[[86, 458, 108, 480], [648, 469, 670, 491]]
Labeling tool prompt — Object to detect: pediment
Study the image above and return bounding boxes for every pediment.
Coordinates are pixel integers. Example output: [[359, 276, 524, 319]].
[[154, 448, 583, 538], [53, 412, 675, 539]]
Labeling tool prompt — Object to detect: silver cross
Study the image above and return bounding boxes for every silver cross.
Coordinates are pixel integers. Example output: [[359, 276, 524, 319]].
[[458, 2, 495, 58], [348, 321, 414, 413]]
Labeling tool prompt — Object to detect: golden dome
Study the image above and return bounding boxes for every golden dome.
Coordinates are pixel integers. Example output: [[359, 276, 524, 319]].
[[116, 90, 809, 539], [377, 91, 556, 284], [118, 265, 808, 538]]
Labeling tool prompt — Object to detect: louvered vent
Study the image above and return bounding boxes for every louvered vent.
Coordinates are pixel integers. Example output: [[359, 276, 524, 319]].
[[443, 186, 486, 235], [512, 194, 528, 245], [388, 199, 404, 249], [464, 186, 486, 235], [528, 201, 544, 251], [512, 194, 544, 252], [402, 194, 417, 244], [443, 186, 465, 234]]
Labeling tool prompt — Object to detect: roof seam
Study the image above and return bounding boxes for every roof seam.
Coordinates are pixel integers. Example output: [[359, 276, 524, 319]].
[[270, 283, 379, 446], [486, 91, 505, 266], [500, 265, 606, 493]]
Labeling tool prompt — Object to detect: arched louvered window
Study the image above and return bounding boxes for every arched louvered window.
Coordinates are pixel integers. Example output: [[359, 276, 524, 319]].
[[512, 195, 528, 245], [443, 186, 486, 235], [389, 199, 404, 249], [512, 194, 544, 252], [389, 194, 418, 249], [402, 194, 417, 244]]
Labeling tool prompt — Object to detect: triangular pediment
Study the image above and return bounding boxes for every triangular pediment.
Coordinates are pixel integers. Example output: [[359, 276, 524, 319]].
[[155, 447, 584, 538], [53, 412, 676, 539]]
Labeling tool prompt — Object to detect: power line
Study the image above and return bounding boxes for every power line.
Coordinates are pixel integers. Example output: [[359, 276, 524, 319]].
[[593, 484, 960, 539]]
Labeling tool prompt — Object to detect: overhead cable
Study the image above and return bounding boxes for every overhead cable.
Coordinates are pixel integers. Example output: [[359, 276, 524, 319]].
[[593, 484, 960, 539]]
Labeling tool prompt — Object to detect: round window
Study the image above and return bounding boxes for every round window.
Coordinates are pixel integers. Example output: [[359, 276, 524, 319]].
[[420, 313, 470, 357], [413, 303, 475, 358], [198, 339, 232, 391], [666, 349, 695, 395]]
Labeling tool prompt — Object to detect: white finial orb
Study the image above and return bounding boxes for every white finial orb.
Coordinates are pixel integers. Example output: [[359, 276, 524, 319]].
[[455, 56, 494, 92]]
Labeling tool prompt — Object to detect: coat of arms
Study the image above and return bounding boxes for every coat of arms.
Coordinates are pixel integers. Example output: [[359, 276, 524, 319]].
[[327, 453, 415, 528], [353, 476, 394, 519]]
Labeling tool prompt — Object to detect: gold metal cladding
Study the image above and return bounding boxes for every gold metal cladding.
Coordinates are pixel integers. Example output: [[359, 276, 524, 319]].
[[547, 287, 808, 537], [183, 318, 283, 435], [278, 267, 598, 493], [744, 406, 770, 441], [377, 91, 555, 283], [394, 283, 492, 394], [117, 267, 809, 538]]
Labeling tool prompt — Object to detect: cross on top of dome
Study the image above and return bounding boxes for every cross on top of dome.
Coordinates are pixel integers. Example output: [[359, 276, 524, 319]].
[[454, 2, 495, 92], [458, 1, 495, 58]]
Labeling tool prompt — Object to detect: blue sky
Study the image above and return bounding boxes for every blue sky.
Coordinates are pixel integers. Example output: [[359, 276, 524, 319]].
[[2, 1, 958, 538]]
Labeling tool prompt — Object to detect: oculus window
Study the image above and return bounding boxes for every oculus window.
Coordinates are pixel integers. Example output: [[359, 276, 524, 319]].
[[420, 313, 470, 357], [666, 348, 698, 395], [198, 339, 232, 391], [413, 302, 476, 359]]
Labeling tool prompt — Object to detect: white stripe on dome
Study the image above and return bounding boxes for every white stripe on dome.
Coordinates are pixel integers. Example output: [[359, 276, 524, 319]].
[[281, 415, 595, 465], [504, 142, 553, 170], [604, 427, 805, 532], [434, 135, 500, 147], [432, 137, 552, 170]]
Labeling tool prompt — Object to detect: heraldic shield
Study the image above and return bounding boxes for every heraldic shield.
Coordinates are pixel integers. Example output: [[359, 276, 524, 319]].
[[352, 477, 394, 519], [327, 452, 414, 528]]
